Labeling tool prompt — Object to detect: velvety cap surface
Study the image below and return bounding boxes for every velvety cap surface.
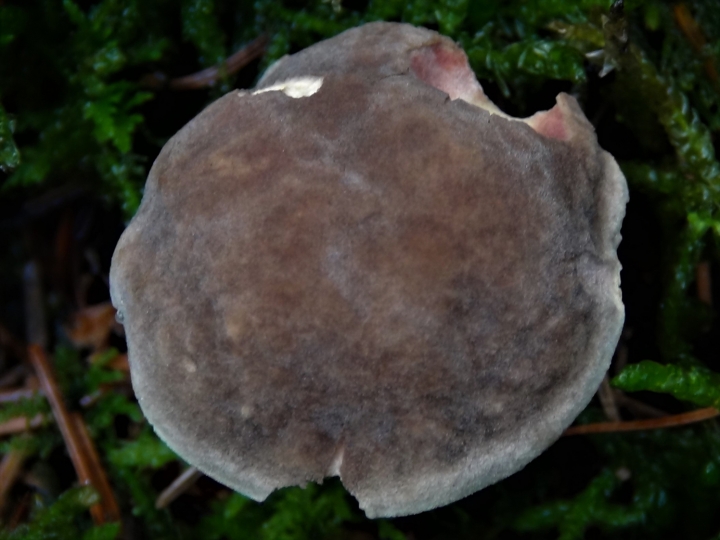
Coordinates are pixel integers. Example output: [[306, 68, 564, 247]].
[[110, 22, 628, 517]]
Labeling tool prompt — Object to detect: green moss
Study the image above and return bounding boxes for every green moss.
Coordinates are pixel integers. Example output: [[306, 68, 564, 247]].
[[377, 520, 407, 540], [514, 469, 646, 540], [196, 481, 358, 540], [0, 394, 48, 424], [0, 486, 119, 540], [613, 360, 720, 408], [181, 0, 227, 67], [108, 430, 177, 470]]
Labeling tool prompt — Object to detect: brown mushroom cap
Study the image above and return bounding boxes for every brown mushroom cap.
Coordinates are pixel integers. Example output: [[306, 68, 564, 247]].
[[110, 22, 628, 517]]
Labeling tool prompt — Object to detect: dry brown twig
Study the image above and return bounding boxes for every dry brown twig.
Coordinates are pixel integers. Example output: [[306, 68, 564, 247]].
[[23, 263, 48, 350], [0, 365, 46, 437], [27, 345, 120, 524], [71, 413, 121, 522], [598, 375, 621, 422], [564, 407, 720, 436], [570, 261, 717, 437], [15, 238, 121, 525], [141, 35, 268, 91], [0, 388, 38, 404], [696, 261, 713, 306], [6, 491, 32, 530], [613, 393, 667, 419], [155, 466, 203, 509], [673, 3, 719, 84], [0, 441, 29, 515], [0, 415, 45, 437]]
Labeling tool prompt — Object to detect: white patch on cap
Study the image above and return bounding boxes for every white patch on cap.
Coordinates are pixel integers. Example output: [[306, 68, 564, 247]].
[[252, 76, 324, 98], [327, 445, 345, 477]]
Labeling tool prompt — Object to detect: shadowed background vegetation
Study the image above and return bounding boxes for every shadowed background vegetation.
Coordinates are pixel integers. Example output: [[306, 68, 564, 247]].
[[1, 0, 720, 538]]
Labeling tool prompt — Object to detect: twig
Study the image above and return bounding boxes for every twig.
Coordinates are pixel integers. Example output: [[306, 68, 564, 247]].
[[142, 35, 268, 91], [0, 415, 45, 437], [21, 259, 118, 525], [27, 345, 108, 524], [673, 3, 719, 83], [0, 388, 39, 403], [614, 339, 629, 374], [614, 393, 667, 419], [171, 35, 268, 89], [564, 407, 720, 435], [598, 376, 621, 422], [155, 466, 203, 509], [23, 263, 48, 350], [6, 491, 31, 530], [79, 390, 104, 409], [71, 413, 121, 523], [697, 261, 713, 306], [79, 383, 130, 409], [673, 3, 706, 51], [0, 445, 29, 514]]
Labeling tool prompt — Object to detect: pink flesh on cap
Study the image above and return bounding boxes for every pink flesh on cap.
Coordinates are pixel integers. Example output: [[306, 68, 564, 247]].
[[410, 40, 571, 141]]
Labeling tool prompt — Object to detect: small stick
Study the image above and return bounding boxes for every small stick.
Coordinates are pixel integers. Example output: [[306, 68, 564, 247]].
[[23, 263, 48, 350], [79, 389, 105, 409], [170, 35, 268, 90], [27, 345, 105, 524], [613, 341, 629, 376], [614, 393, 667, 419], [6, 491, 31, 530], [155, 467, 203, 509], [673, 3, 706, 51], [598, 376, 621, 422], [142, 35, 268, 91], [697, 261, 713, 306], [22, 259, 119, 524], [0, 415, 45, 437], [564, 407, 719, 436], [71, 413, 121, 523], [673, 3, 719, 83], [0, 446, 29, 514], [0, 388, 39, 403]]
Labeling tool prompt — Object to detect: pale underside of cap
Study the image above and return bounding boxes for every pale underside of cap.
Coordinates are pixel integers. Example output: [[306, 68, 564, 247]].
[[110, 22, 628, 518]]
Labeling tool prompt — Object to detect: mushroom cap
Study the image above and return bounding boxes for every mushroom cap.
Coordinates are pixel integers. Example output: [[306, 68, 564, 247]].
[[110, 22, 628, 518]]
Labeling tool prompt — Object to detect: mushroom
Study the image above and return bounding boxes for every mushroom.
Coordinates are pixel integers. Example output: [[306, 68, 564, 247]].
[[110, 22, 628, 518]]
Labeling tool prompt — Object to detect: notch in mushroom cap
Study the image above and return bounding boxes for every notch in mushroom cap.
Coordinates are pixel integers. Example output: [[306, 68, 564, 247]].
[[110, 22, 628, 518]]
